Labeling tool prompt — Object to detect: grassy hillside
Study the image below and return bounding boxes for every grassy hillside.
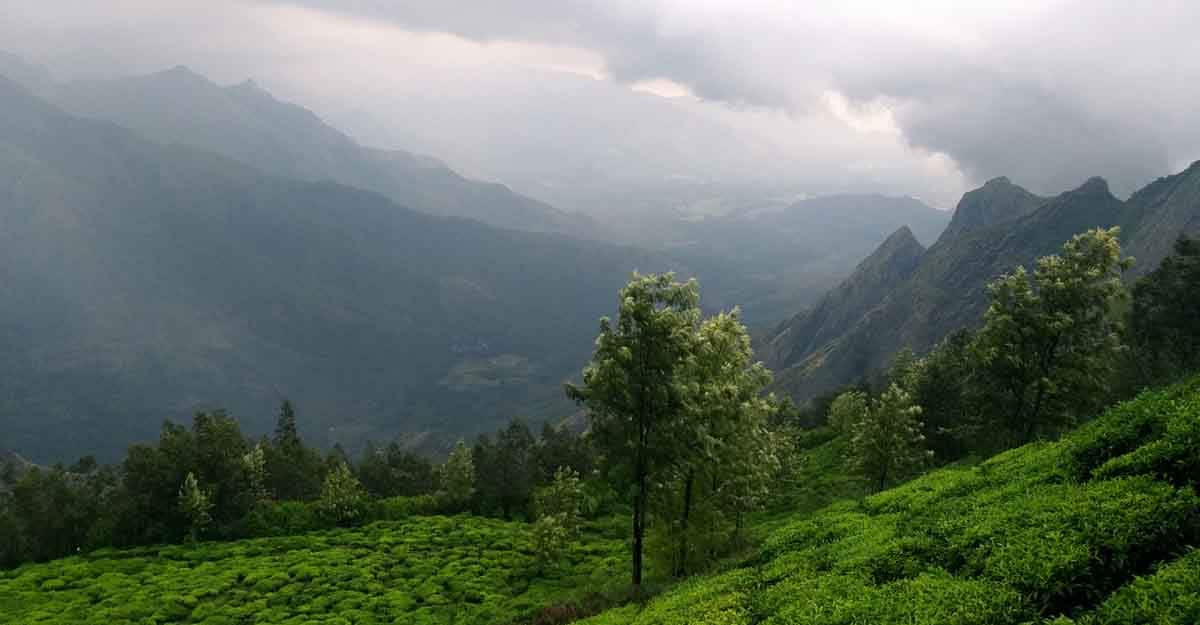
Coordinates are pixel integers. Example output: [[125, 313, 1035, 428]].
[[579, 374, 1200, 624], [0, 515, 630, 625], [3, 379, 1196, 625]]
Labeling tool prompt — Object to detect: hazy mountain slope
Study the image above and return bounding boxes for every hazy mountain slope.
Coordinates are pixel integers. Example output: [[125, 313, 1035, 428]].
[[764, 225, 926, 370], [1123, 160, 1200, 275], [36, 65, 597, 238], [656, 194, 950, 324], [0, 76, 663, 462], [766, 174, 1173, 402]]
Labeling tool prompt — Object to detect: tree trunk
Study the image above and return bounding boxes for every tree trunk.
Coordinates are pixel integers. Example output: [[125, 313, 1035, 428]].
[[676, 471, 695, 578], [632, 469, 646, 594]]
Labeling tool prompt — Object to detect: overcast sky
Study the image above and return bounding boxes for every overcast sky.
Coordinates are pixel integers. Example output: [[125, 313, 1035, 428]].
[[2, 0, 1198, 209]]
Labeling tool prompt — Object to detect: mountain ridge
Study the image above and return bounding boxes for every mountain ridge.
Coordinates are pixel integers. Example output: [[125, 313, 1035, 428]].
[[3, 57, 600, 239], [0, 74, 665, 462], [766, 167, 1197, 403]]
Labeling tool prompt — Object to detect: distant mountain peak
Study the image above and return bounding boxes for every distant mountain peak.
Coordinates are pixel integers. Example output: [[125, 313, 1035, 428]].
[[880, 224, 919, 248], [940, 176, 1044, 242], [0, 49, 53, 94], [765, 223, 926, 370], [1075, 176, 1112, 195]]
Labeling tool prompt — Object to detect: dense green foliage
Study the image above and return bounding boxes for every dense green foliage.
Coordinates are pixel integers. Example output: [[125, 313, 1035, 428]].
[[971, 227, 1131, 442], [1131, 235, 1200, 383], [0, 515, 630, 625], [568, 274, 778, 588], [577, 374, 1200, 624], [0, 402, 596, 569]]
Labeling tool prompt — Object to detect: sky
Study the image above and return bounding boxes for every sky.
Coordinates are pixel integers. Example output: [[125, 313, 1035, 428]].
[[2, 0, 1198, 210]]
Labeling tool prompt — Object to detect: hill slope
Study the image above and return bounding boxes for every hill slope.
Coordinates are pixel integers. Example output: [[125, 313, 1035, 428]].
[[0, 76, 667, 462], [580, 374, 1200, 624], [21, 63, 597, 239], [666, 194, 949, 324], [766, 168, 1200, 402], [0, 515, 629, 624]]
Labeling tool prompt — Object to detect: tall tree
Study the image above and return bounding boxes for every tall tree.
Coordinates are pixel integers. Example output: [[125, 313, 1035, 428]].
[[317, 462, 366, 527], [843, 384, 931, 491], [178, 471, 213, 542], [273, 399, 300, 448], [534, 422, 594, 483], [905, 330, 980, 460], [972, 227, 1131, 442], [437, 440, 476, 512], [566, 272, 701, 592], [358, 442, 436, 498], [666, 310, 776, 576], [1131, 235, 1200, 383]]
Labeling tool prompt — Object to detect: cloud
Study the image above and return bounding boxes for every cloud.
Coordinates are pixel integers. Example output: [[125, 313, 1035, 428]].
[[277, 0, 1200, 196], [2, 0, 1194, 206]]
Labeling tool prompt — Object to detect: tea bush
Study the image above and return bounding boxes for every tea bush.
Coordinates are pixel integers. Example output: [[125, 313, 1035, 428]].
[[580, 374, 1200, 624], [0, 515, 628, 624]]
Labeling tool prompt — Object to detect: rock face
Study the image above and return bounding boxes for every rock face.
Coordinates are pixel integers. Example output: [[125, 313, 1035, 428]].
[[937, 176, 1044, 242], [764, 225, 926, 370], [765, 166, 1200, 404]]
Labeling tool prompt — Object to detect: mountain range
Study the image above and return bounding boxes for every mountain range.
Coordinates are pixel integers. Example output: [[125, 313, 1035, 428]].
[[0, 54, 956, 463], [0, 73, 674, 461], [765, 163, 1200, 402]]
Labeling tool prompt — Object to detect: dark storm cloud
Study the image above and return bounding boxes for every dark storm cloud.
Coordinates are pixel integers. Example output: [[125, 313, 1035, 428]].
[[279, 0, 1200, 195], [3, 1, 1197, 201]]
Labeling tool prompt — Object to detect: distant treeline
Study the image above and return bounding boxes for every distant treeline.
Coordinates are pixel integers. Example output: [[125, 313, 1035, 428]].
[[0, 400, 597, 569]]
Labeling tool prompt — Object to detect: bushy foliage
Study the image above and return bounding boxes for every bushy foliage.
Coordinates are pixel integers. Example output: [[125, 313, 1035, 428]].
[[317, 462, 367, 527], [0, 515, 630, 625], [436, 440, 476, 513], [177, 472, 213, 542], [579, 373, 1200, 625], [834, 383, 931, 491], [1079, 549, 1200, 625], [1131, 235, 1200, 383], [972, 227, 1131, 443]]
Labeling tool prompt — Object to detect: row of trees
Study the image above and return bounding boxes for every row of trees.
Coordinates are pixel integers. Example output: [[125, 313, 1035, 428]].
[[567, 273, 780, 590], [0, 398, 597, 568], [826, 229, 1200, 490]]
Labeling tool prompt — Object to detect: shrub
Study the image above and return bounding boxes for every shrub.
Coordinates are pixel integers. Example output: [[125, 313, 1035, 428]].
[[243, 500, 321, 537], [1081, 549, 1200, 625]]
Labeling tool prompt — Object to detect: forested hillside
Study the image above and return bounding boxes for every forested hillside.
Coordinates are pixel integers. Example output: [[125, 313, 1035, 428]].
[[0, 74, 670, 462]]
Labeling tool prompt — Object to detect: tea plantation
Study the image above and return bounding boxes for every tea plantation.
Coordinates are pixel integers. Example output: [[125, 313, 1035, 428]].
[[5, 376, 1199, 624], [0, 515, 628, 625], [578, 375, 1200, 625]]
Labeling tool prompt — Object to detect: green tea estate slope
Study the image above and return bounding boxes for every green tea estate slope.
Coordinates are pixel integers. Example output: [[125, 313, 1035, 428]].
[[578, 374, 1200, 625], [0, 76, 665, 462], [36, 64, 598, 239], [0, 515, 628, 625]]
